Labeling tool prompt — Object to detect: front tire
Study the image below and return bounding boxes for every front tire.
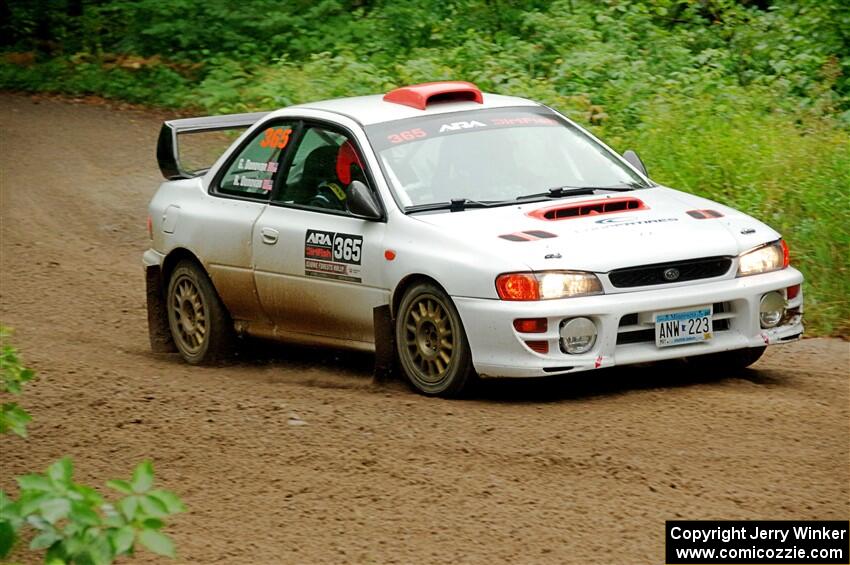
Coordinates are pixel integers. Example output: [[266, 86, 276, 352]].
[[395, 282, 474, 397], [166, 260, 235, 364]]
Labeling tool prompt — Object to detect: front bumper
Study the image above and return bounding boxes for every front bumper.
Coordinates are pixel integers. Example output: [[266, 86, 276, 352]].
[[454, 267, 804, 378]]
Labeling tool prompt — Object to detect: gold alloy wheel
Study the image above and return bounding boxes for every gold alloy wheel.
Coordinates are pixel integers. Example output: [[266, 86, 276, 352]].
[[402, 294, 455, 384], [170, 275, 207, 354]]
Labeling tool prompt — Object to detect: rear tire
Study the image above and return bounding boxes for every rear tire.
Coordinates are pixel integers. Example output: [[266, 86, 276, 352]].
[[395, 282, 474, 397], [166, 260, 235, 364], [699, 346, 766, 370]]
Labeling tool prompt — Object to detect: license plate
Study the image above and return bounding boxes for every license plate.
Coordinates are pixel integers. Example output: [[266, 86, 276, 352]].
[[654, 305, 713, 347]]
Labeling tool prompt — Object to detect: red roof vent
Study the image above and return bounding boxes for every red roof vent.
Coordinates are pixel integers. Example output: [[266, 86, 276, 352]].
[[383, 81, 483, 110], [528, 197, 648, 221]]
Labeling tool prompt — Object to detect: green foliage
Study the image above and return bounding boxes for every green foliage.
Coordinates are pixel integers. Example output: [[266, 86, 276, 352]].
[[0, 459, 185, 564], [1, 327, 35, 437], [0, 327, 185, 562], [1, 0, 848, 333]]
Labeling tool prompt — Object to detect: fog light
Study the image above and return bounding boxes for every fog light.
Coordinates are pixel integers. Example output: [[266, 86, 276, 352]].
[[560, 317, 597, 354], [759, 291, 785, 328]]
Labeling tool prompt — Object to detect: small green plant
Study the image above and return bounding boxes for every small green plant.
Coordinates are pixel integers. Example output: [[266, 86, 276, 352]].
[[0, 328, 185, 563], [0, 326, 35, 437], [0, 458, 185, 564]]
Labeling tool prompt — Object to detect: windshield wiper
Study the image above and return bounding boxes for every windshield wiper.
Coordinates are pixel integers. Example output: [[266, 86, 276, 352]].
[[405, 198, 509, 213], [405, 183, 640, 213], [516, 184, 638, 201]]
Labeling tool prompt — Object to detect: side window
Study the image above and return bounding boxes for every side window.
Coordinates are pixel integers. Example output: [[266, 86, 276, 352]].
[[217, 122, 296, 198], [275, 125, 369, 213]]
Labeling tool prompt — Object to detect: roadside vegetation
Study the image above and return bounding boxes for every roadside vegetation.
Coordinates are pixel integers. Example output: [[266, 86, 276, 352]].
[[1, 0, 847, 334], [0, 327, 185, 563]]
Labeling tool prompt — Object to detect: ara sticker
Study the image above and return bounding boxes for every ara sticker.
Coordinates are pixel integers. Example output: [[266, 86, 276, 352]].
[[304, 229, 363, 283], [259, 127, 292, 150], [438, 120, 486, 133]]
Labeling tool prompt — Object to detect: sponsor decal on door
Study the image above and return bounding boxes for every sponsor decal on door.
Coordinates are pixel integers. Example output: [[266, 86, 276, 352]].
[[304, 229, 363, 283]]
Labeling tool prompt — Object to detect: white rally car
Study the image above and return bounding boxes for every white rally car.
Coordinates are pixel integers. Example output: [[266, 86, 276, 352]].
[[145, 81, 804, 396]]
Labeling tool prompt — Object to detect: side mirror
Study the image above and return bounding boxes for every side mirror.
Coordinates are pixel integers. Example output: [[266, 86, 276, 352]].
[[622, 149, 648, 177], [347, 181, 383, 220]]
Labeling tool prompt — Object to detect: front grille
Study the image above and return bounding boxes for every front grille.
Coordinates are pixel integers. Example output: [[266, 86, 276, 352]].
[[616, 328, 654, 345], [608, 256, 732, 288], [616, 302, 733, 346]]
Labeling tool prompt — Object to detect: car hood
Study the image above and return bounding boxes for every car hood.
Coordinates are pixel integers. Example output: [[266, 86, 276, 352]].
[[409, 187, 780, 272]]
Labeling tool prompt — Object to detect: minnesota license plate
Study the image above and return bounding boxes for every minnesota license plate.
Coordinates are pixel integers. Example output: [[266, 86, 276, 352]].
[[655, 305, 713, 347]]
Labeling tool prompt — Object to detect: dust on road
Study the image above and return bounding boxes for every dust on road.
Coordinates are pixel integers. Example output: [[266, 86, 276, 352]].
[[1, 93, 848, 564]]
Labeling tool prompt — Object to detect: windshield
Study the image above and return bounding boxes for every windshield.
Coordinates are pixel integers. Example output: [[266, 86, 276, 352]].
[[365, 107, 651, 210]]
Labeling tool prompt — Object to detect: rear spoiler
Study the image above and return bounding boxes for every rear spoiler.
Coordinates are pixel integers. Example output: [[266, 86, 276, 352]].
[[156, 111, 270, 180]]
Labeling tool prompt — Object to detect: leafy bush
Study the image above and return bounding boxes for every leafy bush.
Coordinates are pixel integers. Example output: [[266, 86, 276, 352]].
[[0, 329, 185, 563], [0, 327, 35, 437], [0, 459, 184, 564]]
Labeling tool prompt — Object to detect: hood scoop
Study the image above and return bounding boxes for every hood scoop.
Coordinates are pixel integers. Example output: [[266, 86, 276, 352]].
[[528, 197, 647, 221]]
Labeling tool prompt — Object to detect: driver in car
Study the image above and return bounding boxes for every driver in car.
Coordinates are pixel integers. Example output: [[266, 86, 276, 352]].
[[309, 140, 366, 210]]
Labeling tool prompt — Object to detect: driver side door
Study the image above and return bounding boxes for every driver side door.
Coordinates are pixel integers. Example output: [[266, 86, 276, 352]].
[[251, 122, 389, 347]]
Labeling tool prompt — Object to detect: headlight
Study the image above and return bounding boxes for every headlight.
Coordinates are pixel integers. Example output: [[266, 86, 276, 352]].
[[496, 271, 603, 300], [737, 240, 789, 277]]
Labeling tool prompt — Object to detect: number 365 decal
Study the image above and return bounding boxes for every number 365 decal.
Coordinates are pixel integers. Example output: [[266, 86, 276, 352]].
[[304, 229, 363, 283], [333, 234, 362, 263]]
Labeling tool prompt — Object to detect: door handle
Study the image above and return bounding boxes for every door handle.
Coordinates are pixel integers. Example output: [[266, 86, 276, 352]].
[[260, 227, 279, 245]]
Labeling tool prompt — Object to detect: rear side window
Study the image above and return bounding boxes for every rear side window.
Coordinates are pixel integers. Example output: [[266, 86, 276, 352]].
[[217, 122, 296, 199]]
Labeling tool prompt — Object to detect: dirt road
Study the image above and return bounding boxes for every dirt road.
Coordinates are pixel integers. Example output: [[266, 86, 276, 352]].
[[1, 93, 848, 564]]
